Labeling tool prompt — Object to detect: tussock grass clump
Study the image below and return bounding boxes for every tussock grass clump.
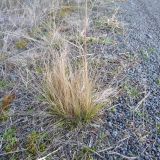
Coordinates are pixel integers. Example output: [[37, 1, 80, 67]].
[[42, 52, 103, 126]]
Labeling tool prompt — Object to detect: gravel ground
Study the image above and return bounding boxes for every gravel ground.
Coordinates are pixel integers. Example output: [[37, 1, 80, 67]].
[[108, 0, 160, 159]]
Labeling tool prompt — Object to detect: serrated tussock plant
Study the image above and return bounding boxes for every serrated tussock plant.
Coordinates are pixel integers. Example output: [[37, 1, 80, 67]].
[[42, 51, 103, 126]]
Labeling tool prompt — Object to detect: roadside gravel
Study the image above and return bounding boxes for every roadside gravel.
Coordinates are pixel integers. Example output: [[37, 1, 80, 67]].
[[108, 0, 160, 159]]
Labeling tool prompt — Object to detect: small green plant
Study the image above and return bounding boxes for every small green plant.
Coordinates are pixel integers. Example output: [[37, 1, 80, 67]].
[[87, 37, 114, 45], [35, 66, 43, 74], [27, 106, 34, 114], [0, 112, 9, 122], [147, 47, 156, 54], [135, 110, 146, 117], [78, 36, 114, 45], [3, 127, 18, 152], [110, 106, 116, 114], [37, 95, 46, 102], [0, 80, 10, 89], [95, 16, 123, 33], [26, 131, 47, 155], [15, 39, 28, 49], [75, 146, 96, 160], [9, 156, 19, 160], [157, 78, 160, 86], [99, 38, 114, 45], [124, 84, 140, 99], [157, 124, 160, 135], [140, 48, 155, 60]]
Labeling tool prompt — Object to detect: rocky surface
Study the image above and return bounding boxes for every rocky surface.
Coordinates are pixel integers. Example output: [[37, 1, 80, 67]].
[[108, 0, 160, 159]]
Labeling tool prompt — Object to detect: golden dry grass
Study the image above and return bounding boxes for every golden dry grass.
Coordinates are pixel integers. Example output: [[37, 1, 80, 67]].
[[42, 51, 102, 126]]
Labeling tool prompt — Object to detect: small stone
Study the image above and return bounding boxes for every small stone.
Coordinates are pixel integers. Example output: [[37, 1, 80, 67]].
[[146, 34, 152, 39], [108, 121, 112, 127], [113, 131, 118, 137]]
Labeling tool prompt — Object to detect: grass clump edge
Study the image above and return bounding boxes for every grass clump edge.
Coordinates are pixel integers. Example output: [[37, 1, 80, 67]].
[[41, 52, 106, 127]]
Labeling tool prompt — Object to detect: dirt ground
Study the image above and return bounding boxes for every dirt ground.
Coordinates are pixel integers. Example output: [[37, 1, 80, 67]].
[[0, 0, 160, 159]]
